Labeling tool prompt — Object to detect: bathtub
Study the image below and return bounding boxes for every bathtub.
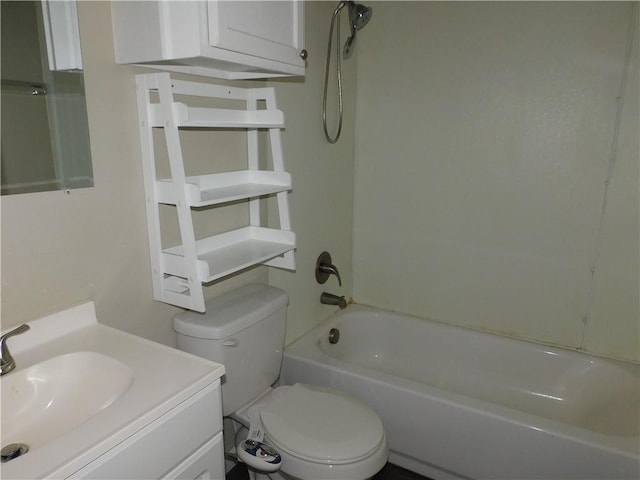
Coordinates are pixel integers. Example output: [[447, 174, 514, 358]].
[[281, 306, 640, 480]]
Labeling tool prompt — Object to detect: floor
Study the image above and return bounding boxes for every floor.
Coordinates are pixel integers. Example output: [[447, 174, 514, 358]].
[[374, 463, 432, 480], [226, 462, 431, 480]]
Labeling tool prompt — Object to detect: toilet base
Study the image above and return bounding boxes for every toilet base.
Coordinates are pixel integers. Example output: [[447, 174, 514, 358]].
[[246, 467, 380, 480], [245, 469, 279, 480], [234, 423, 386, 480]]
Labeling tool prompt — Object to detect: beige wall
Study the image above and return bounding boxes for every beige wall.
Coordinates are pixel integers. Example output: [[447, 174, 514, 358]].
[[352, 2, 639, 362], [2, 2, 636, 364], [584, 15, 639, 360], [0, 1, 355, 347], [268, 2, 357, 344]]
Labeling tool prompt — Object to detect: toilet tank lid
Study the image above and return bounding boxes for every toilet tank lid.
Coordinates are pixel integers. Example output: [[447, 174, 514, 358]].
[[173, 284, 288, 340]]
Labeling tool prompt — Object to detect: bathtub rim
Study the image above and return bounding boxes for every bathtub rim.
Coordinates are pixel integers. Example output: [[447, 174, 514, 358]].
[[290, 303, 640, 367]]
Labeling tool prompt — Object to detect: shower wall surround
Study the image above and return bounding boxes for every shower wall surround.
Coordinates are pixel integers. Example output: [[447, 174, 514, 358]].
[[352, 2, 639, 362]]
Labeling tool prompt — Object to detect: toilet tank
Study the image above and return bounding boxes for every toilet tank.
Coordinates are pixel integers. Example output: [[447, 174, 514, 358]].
[[173, 284, 288, 416]]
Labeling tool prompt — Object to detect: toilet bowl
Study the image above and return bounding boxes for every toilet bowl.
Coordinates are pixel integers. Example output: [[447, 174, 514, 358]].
[[173, 284, 388, 480], [234, 384, 388, 480]]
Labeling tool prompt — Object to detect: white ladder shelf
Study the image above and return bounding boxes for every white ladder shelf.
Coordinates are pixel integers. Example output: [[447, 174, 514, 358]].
[[135, 72, 296, 312]]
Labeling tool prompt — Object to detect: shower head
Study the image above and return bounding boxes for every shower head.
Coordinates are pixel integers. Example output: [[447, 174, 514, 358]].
[[343, 1, 372, 59], [349, 1, 372, 32]]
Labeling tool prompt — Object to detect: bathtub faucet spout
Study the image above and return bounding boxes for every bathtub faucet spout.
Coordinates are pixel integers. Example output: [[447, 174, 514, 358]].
[[320, 292, 347, 309]]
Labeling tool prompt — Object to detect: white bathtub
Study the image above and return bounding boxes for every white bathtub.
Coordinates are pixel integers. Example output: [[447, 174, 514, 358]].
[[281, 306, 640, 480]]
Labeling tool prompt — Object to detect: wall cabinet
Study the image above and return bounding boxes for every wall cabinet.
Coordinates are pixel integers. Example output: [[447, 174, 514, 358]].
[[112, 1, 305, 79]]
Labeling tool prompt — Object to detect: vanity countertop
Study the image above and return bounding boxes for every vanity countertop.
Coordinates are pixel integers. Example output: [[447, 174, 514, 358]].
[[1, 302, 224, 479]]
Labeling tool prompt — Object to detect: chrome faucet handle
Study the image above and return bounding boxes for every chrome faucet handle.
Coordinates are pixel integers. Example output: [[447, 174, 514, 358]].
[[315, 251, 342, 286], [1, 324, 30, 376]]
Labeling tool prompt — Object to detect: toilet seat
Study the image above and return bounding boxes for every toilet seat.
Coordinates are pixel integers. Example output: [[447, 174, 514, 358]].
[[235, 384, 388, 479], [259, 384, 385, 464]]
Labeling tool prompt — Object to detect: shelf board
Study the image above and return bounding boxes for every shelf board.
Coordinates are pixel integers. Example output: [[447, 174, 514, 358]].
[[150, 102, 284, 128], [156, 170, 292, 207], [162, 226, 296, 283]]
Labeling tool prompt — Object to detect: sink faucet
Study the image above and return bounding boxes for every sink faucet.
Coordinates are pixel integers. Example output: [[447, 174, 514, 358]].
[[320, 292, 348, 310], [1, 324, 30, 375]]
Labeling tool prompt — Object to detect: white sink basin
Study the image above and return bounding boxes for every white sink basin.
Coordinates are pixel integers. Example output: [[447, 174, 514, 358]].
[[1, 351, 134, 449]]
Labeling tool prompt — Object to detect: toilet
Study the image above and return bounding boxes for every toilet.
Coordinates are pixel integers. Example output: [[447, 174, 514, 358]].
[[173, 284, 388, 480]]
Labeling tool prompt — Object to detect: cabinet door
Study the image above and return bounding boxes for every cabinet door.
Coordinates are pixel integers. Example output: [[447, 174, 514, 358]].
[[207, 1, 304, 67], [164, 433, 225, 480]]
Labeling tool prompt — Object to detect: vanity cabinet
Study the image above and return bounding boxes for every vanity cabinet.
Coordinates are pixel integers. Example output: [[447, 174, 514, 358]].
[[70, 382, 224, 480], [111, 1, 305, 79]]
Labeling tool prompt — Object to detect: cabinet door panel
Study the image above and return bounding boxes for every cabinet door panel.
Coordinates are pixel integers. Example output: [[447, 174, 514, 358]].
[[207, 1, 303, 67], [165, 433, 225, 480]]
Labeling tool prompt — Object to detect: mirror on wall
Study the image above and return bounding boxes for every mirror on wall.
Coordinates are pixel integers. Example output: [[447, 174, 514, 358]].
[[1, 0, 93, 196]]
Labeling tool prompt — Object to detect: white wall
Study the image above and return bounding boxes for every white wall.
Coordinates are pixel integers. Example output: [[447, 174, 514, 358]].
[[0, 1, 354, 348], [352, 2, 639, 362]]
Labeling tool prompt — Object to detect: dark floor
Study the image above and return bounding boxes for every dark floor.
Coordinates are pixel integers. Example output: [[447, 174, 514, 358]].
[[226, 462, 431, 480], [373, 463, 432, 480]]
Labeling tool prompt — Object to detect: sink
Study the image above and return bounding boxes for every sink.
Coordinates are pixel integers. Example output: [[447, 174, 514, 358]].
[[1, 351, 134, 450], [0, 302, 224, 479]]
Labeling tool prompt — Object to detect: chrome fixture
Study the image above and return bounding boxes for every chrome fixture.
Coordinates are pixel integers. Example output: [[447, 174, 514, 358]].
[[344, 1, 373, 59], [321, 292, 348, 310], [316, 251, 342, 286], [322, 1, 373, 143], [328, 328, 340, 344], [0, 324, 30, 375], [1, 443, 29, 463], [0, 443, 29, 463]]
